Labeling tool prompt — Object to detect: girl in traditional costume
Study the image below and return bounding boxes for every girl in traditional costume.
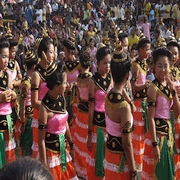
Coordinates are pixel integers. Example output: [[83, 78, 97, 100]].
[[142, 48, 180, 180], [20, 50, 38, 156], [38, 62, 78, 180], [63, 30, 80, 135], [6, 28, 22, 157], [74, 50, 92, 179], [87, 46, 112, 179], [104, 36, 137, 180], [167, 41, 180, 178], [0, 38, 17, 167], [31, 37, 54, 159], [130, 37, 151, 170]]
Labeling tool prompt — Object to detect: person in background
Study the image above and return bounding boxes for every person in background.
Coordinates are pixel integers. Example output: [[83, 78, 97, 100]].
[[17, 44, 26, 76]]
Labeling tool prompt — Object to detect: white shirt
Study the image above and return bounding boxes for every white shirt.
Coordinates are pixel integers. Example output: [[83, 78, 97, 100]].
[[162, 30, 171, 39], [52, 3, 58, 12], [117, 7, 125, 20], [35, 9, 42, 22]]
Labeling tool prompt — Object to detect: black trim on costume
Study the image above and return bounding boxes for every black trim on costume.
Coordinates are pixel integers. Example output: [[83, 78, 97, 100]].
[[78, 100, 88, 113], [92, 72, 111, 93], [93, 111, 106, 128], [42, 92, 66, 114], [0, 71, 8, 90], [7, 59, 16, 71], [106, 133, 124, 153], [65, 60, 79, 73], [34, 64, 47, 81]]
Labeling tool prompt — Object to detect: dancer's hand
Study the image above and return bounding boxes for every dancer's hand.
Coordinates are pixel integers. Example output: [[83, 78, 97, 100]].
[[87, 135, 92, 152], [153, 146, 160, 162], [0, 89, 12, 102], [166, 77, 175, 91], [70, 149, 75, 162]]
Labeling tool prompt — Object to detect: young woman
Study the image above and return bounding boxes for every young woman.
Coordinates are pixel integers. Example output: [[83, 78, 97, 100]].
[[38, 62, 78, 180], [89, 37, 97, 74], [63, 33, 80, 131], [6, 37, 22, 157], [31, 37, 54, 159], [87, 46, 112, 180], [142, 48, 180, 180], [0, 38, 17, 167], [167, 41, 180, 179], [20, 50, 38, 156], [105, 40, 136, 180], [74, 50, 92, 179], [131, 37, 151, 170]]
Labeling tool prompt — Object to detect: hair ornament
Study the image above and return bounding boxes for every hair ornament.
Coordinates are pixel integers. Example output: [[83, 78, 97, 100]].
[[46, 62, 58, 76], [113, 32, 127, 63]]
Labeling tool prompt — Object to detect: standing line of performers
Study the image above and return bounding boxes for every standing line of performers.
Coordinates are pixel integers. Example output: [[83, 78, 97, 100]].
[[1, 28, 180, 180]]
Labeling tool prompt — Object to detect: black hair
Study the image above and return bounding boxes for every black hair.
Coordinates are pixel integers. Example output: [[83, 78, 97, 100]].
[[0, 157, 53, 180], [153, 48, 172, 64], [0, 38, 10, 53], [167, 41, 180, 52], [46, 62, 66, 90], [111, 51, 131, 83], [9, 39, 18, 49], [137, 38, 150, 51], [96, 46, 111, 63], [79, 51, 91, 69], [38, 37, 53, 58], [154, 29, 161, 36], [62, 39, 75, 50], [18, 44, 24, 52], [131, 43, 137, 51], [118, 33, 128, 43], [89, 37, 96, 46]]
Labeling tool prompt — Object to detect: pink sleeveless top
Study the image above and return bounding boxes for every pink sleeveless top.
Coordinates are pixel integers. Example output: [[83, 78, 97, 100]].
[[0, 90, 12, 115], [25, 89, 31, 106], [155, 95, 172, 119], [94, 89, 107, 112], [6, 69, 17, 81], [79, 87, 88, 101], [46, 111, 68, 134], [105, 114, 133, 137], [38, 81, 48, 101], [137, 71, 146, 85], [66, 70, 79, 83]]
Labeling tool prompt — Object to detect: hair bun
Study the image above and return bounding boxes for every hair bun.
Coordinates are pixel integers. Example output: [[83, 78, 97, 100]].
[[82, 50, 91, 61], [113, 35, 128, 63], [25, 50, 36, 62]]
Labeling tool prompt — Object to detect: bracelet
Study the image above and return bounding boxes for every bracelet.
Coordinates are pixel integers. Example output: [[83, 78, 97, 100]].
[[129, 100, 134, 106], [152, 141, 158, 147], [171, 89, 176, 96], [131, 170, 137, 178], [88, 130, 92, 135], [69, 141, 75, 150]]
